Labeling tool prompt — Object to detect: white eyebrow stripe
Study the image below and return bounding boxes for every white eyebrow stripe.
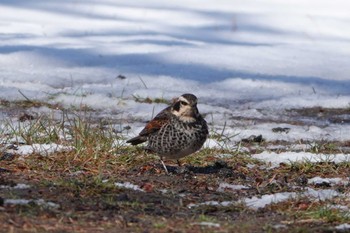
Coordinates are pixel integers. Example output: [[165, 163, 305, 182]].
[[178, 96, 189, 103]]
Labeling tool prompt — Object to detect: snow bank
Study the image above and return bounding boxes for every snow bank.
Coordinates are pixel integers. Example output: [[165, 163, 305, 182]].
[[252, 152, 350, 168]]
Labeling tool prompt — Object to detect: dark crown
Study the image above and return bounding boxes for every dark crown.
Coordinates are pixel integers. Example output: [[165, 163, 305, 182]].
[[181, 93, 197, 104]]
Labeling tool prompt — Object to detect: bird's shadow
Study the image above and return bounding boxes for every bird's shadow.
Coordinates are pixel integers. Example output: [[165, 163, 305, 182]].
[[164, 160, 240, 178], [0, 168, 11, 173]]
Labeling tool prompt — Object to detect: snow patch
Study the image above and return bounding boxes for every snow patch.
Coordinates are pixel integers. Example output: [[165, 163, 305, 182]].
[[188, 188, 339, 210], [4, 199, 60, 208], [308, 177, 349, 186], [9, 143, 74, 156], [115, 182, 144, 192], [245, 188, 339, 210], [304, 188, 340, 201], [192, 222, 220, 228], [217, 183, 249, 192], [204, 138, 222, 149], [188, 200, 233, 209], [335, 223, 350, 231], [252, 152, 350, 168], [244, 192, 296, 210], [0, 183, 31, 189]]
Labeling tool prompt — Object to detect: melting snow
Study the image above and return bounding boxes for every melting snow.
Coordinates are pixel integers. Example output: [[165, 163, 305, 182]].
[[0, 183, 31, 189], [188, 200, 233, 209], [204, 139, 222, 149], [308, 177, 349, 186], [217, 183, 249, 192], [188, 188, 339, 210], [330, 205, 349, 211], [115, 182, 144, 192], [335, 223, 350, 230], [304, 188, 340, 201], [192, 222, 221, 228], [4, 199, 60, 208], [245, 188, 339, 210], [0, 0, 349, 146], [8, 143, 74, 156], [244, 192, 296, 210], [252, 152, 350, 168]]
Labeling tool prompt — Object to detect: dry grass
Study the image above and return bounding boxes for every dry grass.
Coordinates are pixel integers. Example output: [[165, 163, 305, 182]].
[[1, 101, 350, 232]]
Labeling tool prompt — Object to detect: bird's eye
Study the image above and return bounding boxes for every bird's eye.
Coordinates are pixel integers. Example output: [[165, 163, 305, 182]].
[[180, 101, 188, 106]]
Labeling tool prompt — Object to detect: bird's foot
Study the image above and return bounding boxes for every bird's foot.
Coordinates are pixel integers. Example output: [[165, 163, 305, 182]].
[[160, 159, 169, 174]]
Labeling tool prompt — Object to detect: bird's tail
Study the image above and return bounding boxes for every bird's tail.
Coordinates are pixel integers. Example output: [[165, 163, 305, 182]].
[[126, 136, 147, 145]]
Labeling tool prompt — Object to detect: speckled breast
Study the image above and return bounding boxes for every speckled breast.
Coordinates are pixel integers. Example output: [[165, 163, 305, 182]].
[[146, 117, 208, 159]]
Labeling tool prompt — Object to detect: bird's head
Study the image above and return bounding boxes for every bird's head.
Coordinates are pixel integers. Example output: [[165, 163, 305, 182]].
[[171, 93, 199, 122]]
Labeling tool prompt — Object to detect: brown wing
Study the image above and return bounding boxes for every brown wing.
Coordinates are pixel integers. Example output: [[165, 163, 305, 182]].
[[139, 107, 170, 136], [126, 106, 171, 145]]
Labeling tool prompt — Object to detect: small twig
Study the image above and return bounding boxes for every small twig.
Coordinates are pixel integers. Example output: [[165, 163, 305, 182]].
[[151, 105, 155, 119], [18, 90, 32, 102], [138, 76, 148, 89], [268, 173, 277, 184], [220, 121, 227, 139], [312, 87, 316, 94]]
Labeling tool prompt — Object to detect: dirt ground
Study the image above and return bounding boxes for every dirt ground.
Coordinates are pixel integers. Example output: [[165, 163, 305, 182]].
[[1, 106, 350, 233]]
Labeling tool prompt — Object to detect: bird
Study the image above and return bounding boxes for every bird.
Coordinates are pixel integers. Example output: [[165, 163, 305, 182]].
[[126, 93, 208, 173]]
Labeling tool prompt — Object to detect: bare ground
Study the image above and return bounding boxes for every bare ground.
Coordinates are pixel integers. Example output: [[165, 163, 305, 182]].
[[1, 105, 350, 233]]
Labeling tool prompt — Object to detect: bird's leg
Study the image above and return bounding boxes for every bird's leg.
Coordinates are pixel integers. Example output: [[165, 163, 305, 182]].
[[160, 158, 169, 174], [177, 159, 182, 167], [175, 159, 189, 174]]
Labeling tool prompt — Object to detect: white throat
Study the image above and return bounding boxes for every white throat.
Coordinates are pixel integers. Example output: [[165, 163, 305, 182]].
[[179, 115, 196, 123]]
